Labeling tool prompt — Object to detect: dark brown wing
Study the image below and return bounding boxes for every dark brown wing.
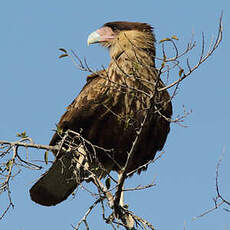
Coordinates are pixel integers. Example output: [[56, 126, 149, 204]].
[[50, 68, 172, 173]]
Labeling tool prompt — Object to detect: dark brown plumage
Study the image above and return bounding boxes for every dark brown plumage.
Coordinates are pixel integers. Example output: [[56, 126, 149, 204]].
[[30, 21, 172, 206]]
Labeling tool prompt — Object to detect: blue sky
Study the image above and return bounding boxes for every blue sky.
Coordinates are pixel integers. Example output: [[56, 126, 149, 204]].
[[0, 1, 230, 229]]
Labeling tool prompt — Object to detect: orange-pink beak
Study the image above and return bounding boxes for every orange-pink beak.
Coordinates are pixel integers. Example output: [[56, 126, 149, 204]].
[[87, 26, 115, 45]]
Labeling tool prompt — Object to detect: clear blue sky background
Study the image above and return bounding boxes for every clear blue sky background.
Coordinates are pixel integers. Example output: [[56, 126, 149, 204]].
[[0, 1, 230, 229]]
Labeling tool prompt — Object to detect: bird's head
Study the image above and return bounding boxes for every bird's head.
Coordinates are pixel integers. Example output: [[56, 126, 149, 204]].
[[87, 21, 154, 47], [88, 21, 156, 61]]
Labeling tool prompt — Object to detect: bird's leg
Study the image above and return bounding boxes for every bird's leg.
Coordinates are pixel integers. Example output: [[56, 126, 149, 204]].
[[118, 171, 124, 207], [113, 171, 125, 218], [114, 171, 134, 229]]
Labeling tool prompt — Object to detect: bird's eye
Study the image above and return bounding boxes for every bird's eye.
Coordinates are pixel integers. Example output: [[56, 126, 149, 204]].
[[112, 26, 118, 31]]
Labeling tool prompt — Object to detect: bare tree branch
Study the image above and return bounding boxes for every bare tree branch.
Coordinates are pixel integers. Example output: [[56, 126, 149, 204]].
[[193, 148, 230, 220], [159, 13, 223, 92]]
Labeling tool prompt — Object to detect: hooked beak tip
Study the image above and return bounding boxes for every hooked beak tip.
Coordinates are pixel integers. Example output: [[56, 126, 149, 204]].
[[87, 31, 101, 46]]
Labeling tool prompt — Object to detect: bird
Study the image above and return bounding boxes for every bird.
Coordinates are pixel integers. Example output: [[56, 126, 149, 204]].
[[30, 21, 172, 206]]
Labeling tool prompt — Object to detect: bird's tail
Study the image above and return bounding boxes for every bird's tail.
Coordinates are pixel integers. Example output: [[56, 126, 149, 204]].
[[30, 146, 88, 206]]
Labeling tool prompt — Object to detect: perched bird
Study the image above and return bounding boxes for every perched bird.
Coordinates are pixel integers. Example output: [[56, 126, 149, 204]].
[[30, 21, 172, 206]]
